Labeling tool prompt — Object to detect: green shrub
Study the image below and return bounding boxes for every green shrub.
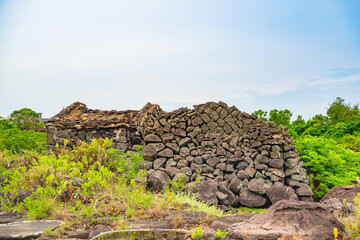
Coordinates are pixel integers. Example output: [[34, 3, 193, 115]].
[[295, 136, 360, 199], [0, 128, 46, 153]]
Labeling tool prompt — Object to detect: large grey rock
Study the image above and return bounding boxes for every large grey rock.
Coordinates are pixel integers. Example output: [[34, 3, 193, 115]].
[[195, 180, 218, 205], [142, 144, 157, 161], [239, 188, 267, 208], [0, 220, 62, 239], [228, 200, 345, 240], [147, 170, 170, 191], [266, 185, 298, 204], [321, 185, 360, 204], [248, 178, 266, 195]]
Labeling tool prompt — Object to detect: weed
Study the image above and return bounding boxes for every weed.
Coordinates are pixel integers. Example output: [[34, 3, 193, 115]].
[[191, 227, 204, 239], [214, 229, 228, 239]]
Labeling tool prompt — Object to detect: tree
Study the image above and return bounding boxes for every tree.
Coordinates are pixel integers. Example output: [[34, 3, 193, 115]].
[[327, 97, 360, 125], [10, 108, 44, 131], [268, 109, 293, 127], [252, 110, 268, 121]]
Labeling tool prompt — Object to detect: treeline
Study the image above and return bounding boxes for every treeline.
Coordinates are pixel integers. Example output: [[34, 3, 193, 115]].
[[0, 108, 46, 153], [253, 97, 360, 199]]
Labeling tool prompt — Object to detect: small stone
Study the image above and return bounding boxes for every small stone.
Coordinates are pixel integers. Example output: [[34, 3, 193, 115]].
[[207, 157, 220, 167], [138, 161, 153, 170], [162, 133, 174, 143], [216, 162, 226, 171], [165, 143, 179, 153], [179, 137, 191, 147], [192, 117, 203, 126], [144, 134, 162, 143], [180, 147, 190, 157], [296, 184, 313, 196], [158, 148, 173, 158], [269, 158, 284, 169], [153, 158, 166, 169], [181, 167, 193, 176], [245, 166, 256, 178], [142, 144, 157, 161], [237, 170, 249, 180], [216, 146, 226, 156], [251, 142, 262, 148], [177, 159, 188, 168]]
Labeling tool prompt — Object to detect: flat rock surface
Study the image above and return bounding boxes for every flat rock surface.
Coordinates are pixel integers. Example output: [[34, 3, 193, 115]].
[[0, 212, 27, 224], [129, 221, 170, 230], [211, 214, 255, 231], [0, 220, 62, 240]]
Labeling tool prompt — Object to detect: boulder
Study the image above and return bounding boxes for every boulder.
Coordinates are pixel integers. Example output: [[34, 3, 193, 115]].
[[195, 180, 218, 205], [321, 185, 360, 204], [228, 200, 345, 240], [248, 178, 266, 195], [147, 170, 170, 191], [266, 185, 298, 204], [239, 188, 267, 208], [142, 144, 157, 161]]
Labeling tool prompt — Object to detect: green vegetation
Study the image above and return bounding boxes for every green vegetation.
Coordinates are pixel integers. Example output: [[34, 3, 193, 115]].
[[191, 227, 204, 239], [253, 97, 360, 200], [214, 229, 228, 239], [0, 108, 46, 154], [1, 98, 360, 237]]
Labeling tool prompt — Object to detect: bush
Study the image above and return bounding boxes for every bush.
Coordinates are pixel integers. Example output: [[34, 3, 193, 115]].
[[0, 128, 46, 153], [295, 136, 360, 199]]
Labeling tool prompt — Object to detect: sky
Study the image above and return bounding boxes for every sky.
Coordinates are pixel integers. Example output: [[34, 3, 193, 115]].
[[0, 0, 359, 120]]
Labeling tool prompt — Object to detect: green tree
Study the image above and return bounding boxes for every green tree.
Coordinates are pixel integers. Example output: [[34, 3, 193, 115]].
[[327, 97, 360, 125], [252, 110, 268, 121], [269, 109, 293, 126], [10, 108, 44, 131]]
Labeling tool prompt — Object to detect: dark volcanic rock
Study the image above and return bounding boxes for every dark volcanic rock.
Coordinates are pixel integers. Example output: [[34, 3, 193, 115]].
[[195, 180, 218, 205], [266, 185, 298, 204], [321, 185, 360, 204], [147, 170, 170, 191], [228, 200, 345, 240], [239, 188, 267, 208], [211, 214, 255, 231]]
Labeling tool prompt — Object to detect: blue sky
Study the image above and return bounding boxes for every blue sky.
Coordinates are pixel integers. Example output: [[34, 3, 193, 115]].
[[0, 0, 359, 120]]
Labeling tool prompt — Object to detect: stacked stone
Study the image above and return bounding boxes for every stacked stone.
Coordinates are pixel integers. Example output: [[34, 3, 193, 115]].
[[46, 102, 143, 152], [46, 127, 140, 152], [140, 101, 313, 208]]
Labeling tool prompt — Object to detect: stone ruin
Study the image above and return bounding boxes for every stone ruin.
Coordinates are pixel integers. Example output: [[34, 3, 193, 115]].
[[46, 101, 313, 208]]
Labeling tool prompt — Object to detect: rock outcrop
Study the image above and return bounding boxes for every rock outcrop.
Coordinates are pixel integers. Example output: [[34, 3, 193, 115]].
[[228, 200, 345, 240]]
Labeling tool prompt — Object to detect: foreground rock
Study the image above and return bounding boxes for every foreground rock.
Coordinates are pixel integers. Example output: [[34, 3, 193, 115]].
[[211, 214, 254, 231], [228, 200, 344, 240], [321, 185, 360, 203], [0, 220, 62, 240]]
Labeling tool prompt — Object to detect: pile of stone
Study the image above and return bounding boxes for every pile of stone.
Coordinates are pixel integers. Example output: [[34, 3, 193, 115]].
[[140, 101, 313, 208]]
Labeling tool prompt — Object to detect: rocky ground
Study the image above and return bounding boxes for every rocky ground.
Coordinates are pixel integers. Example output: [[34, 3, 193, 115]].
[[1, 195, 358, 240]]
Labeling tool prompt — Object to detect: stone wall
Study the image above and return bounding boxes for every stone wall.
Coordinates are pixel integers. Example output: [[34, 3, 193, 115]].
[[47, 101, 313, 208], [45, 102, 145, 152], [139, 101, 313, 208]]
